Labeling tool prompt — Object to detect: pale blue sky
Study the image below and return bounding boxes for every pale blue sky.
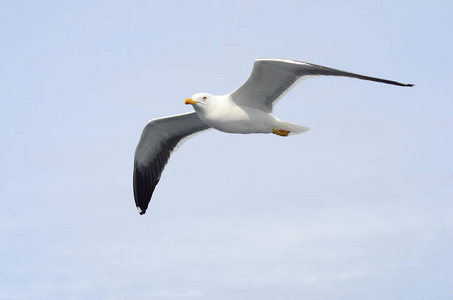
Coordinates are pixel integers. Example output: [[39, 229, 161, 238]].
[[1, 0, 452, 299]]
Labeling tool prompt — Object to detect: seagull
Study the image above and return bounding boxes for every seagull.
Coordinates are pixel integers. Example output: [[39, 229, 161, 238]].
[[133, 58, 413, 215]]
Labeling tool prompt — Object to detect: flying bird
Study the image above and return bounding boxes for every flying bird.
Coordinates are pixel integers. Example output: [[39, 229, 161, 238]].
[[133, 58, 413, 215]]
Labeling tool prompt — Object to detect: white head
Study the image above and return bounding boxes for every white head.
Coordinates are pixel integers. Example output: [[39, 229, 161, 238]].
[[184, 93, 214, 107], [184, 93, 218, 116]]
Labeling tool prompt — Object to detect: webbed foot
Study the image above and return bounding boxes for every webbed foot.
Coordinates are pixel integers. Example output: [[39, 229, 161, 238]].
[[272, 128, 290, 137]]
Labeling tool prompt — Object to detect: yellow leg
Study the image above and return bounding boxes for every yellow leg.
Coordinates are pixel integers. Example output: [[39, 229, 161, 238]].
[[272, 128, 290, 137]]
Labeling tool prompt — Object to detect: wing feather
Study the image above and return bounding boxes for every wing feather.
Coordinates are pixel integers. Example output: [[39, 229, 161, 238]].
[[133, 112, 211, 215], [230, 58, 414, 112]]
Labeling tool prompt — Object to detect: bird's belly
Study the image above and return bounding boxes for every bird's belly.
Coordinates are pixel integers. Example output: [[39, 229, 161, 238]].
[[203, 108, 273, 134]]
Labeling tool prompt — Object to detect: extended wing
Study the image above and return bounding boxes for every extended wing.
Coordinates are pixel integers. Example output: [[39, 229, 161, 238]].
[[230, 58, 414, 113], [133, 112, 211, 215]]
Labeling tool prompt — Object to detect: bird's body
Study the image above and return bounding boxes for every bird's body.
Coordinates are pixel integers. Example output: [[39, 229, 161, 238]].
[[133, 58, 413, 215], [191, 93, 283, 134]]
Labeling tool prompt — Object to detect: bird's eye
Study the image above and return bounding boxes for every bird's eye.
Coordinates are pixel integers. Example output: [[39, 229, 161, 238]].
[[202, 96, 207, 101]]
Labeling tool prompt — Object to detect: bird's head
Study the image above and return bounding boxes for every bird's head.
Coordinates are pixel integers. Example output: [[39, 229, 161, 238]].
[[184, 93, 213, 107]]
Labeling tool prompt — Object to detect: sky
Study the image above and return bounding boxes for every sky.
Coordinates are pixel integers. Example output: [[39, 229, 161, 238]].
[[1, 0, 452, 299]]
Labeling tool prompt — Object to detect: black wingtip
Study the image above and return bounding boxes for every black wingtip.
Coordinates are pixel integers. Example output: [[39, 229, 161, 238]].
[[137, 206, 147, 215]]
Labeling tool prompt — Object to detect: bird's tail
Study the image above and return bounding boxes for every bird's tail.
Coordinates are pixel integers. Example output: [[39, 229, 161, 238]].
[[273, 118, 310, 135]]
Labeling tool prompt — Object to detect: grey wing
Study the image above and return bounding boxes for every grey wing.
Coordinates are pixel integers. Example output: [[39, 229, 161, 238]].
[[230, 58, 414, 113], [133, 112, 211, 215]]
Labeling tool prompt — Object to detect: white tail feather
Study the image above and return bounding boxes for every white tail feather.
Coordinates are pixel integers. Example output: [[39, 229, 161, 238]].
[[273, 118, 310, 135]]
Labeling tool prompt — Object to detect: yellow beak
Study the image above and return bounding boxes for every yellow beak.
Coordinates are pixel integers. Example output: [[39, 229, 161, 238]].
[[184, 98, 198, 105]]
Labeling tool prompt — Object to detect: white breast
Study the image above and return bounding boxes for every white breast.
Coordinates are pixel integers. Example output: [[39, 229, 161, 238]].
[[195, 96, 274, 134]]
